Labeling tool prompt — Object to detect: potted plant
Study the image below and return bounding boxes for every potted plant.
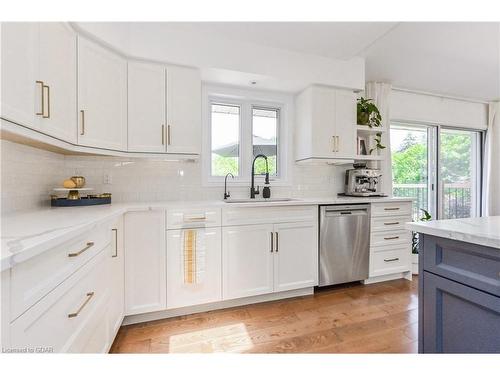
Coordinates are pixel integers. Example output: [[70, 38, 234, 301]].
[[357, 97, 382, 128], [411, 208, 432, 274]]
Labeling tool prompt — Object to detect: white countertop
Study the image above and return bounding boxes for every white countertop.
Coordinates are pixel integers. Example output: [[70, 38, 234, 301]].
[[1, 196, 412, 271], [406, 216, 500, 249]]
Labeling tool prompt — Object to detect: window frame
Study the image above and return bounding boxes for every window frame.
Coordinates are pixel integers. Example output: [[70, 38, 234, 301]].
[[202, 85, 291, 187], [251, 105, 280, 178]]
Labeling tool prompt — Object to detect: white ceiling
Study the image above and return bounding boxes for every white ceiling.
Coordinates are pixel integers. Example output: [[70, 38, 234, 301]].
[[156, 22, 499, 101], [76, 22, 500, 101]]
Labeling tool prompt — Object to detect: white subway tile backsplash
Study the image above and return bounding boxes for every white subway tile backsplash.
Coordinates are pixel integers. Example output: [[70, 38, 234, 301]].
[[1, 140, 347, 214]]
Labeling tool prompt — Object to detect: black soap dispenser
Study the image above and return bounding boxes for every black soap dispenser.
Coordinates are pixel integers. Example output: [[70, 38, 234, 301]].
[[262, 172, 271, 199]]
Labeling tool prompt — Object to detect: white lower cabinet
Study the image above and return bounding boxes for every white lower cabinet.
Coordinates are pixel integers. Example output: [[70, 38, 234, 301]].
[[124, 210, 166, 315], [222, 224, 275, 300], [166, 227, 222, 309], [108, 216, 124, 341], [222, 219, 318, 300], [273, 222, 318, 292]]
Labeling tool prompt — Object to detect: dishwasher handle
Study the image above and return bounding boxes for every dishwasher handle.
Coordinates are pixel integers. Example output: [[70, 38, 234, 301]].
[[324, 208, 368, 217]]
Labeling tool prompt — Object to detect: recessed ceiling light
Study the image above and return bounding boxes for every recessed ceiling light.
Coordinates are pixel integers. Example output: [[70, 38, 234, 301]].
[[250, 81, 257, 85]]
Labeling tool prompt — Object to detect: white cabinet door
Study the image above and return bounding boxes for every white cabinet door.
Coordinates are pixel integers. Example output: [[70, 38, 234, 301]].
[[334, 89, 356, 158], [77, 37, 127, 151], [166, 227, 222, 309], [310, 86, 336, 158], [166, 65, 201, 154], [128, 62, 166, 152], [0, 23, 39, 128], [222, 224, 274, 300], [124, 211, 166, 315], [38, 23, 77, 143], [108, 216, 124, 340], [273, 222, 318, 292]]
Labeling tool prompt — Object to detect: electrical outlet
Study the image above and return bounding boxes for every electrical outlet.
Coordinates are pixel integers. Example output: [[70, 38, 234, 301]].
[[103, 172, 112, 184]]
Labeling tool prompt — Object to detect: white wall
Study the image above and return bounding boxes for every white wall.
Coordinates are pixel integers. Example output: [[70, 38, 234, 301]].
[[390, 89, 488, 129]]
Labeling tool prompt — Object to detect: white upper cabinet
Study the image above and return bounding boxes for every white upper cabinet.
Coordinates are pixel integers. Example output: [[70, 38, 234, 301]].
[[127, 62, 166, 152], [295, 85, 357, 161], [38, 23, 77, 143], [1, 23, 39, 128], [77, 36, 127, 151], [166, 65, 201, 154], [1, 23, 77, 143]]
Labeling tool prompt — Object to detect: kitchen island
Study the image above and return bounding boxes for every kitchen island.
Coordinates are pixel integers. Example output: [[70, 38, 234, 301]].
[[406, 216, 500, 353]]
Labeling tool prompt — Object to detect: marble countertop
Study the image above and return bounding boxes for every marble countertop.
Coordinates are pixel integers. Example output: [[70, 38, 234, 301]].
[[1, 196, 413, 271], [406, 216, 500, 249]]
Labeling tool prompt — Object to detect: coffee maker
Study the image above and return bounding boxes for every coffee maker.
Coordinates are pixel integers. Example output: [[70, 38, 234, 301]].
[[344, 163, 385, 197]]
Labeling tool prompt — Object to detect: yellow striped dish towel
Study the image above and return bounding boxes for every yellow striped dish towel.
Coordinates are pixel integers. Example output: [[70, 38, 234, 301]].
[[183, 229, 197, 284]]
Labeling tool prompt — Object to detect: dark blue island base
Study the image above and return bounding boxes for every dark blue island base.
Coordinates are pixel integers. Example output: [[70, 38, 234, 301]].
[[418, 234, 500, 353]]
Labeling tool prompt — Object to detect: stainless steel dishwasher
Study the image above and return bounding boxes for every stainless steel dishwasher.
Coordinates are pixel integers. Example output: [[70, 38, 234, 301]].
[[319, 204, 370, 286]]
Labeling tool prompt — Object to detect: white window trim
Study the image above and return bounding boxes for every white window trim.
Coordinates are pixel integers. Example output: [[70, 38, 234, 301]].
[[202, 84, 293, 187]]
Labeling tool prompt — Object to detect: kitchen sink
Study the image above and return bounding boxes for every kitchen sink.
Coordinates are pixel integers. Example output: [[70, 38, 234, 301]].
[[223, 198, 299, 203]]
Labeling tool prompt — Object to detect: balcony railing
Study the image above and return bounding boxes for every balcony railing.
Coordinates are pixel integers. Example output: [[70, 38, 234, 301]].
[[393, 183, 472, 220]]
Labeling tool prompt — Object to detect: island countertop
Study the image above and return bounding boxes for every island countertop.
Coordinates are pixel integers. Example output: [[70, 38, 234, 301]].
[[406, 216, 500, 249]]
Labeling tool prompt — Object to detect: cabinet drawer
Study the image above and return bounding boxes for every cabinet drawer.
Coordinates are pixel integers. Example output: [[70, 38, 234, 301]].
[[222, 205, 317, 226], [371, 202, 412, 217], [422, 235, 500, 297], [10, 248, 110, 353], [167, 208, 221, 229], [10, 224, 111, 321], [371, 229, 410, 247], [370, 248, 410, 277], [371, 215, 411, 232]]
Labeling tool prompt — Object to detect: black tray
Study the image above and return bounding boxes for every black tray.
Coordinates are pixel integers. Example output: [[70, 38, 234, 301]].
[[51, 197, 111, 207]]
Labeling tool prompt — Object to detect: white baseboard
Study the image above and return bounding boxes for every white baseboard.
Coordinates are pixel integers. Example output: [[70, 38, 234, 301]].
[[363, 271, 412, 284], [122, 287, 314, 326]]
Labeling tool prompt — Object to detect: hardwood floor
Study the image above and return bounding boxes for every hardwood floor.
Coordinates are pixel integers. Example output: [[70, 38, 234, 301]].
[[110, 277, 418, 353]]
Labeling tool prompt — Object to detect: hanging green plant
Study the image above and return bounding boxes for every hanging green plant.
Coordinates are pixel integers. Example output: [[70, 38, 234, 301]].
[[357, 97, 382, 128], [369, 132, 386, 155]]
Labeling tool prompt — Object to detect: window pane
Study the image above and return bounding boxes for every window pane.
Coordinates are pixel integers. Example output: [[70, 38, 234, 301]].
[[252, 107, 278, 176], [439, 128, 479, 219], [391, 124, 429, 220], [211, 103, 240, 177]]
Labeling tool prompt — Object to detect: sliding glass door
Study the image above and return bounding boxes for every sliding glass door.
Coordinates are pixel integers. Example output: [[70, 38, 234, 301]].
[[439, 128, 481, 219], [391, 123, 482, 220]]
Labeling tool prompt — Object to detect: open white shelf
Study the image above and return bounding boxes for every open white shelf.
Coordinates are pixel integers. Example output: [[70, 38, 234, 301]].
[[354, 154, 384, 161], [356, 125, 387, 134]]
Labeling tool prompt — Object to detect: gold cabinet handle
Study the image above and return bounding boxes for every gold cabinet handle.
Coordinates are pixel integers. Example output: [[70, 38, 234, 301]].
[[275, 232, 279, 252], [184, 216, 207, 222], [383, 236, 400, 240], [162, 125, 165, 145], [270, 232, 274, 253], [383, 222, 400, 226], [112, 229, 118, 258], [68, 292, 94, 318], [331, 136, 335, 153], [36, 80, 44, 116], [384, 257, 400, 262], [336, 136, 340, 152], [68, 241, 94, 257], [42, 84, 50, 118], [384, 207, 400, 211], [167, 125, 171, 145], [80, 110, 85, 135]]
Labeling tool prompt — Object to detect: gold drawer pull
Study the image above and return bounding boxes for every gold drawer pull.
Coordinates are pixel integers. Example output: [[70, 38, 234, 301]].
[[384, 257, 400, 262], [384, 222, 400, 226], [42, 84, 50, 118], [68, 241, 94, 257], [112, 229, 118, 258], [167, 125, 171, 145], [184, 216, 207, 222], [384, 207, 400, 211], [384, 236, 400, 240], [68, 292, 94, 318]]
